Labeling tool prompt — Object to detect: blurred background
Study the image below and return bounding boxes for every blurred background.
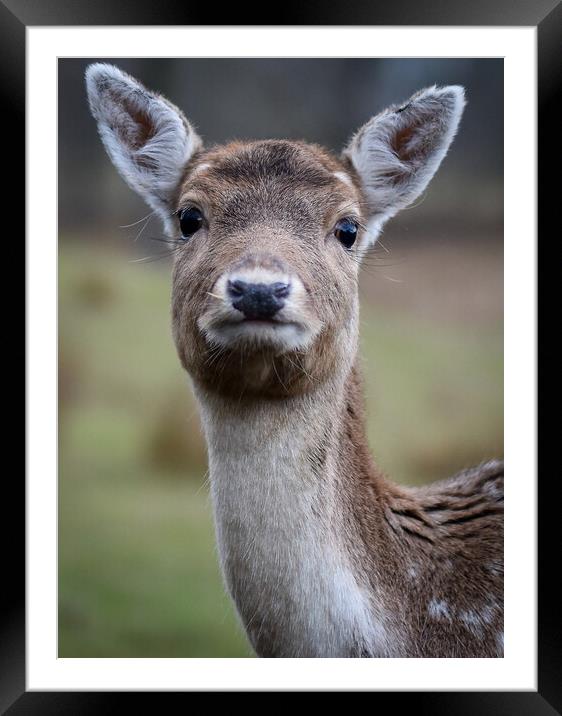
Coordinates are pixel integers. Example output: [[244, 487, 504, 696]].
[[58, 58, 503, 657]]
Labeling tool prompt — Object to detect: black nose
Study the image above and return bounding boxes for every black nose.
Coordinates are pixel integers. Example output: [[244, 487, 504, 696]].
[[228, 280, 290, 320]]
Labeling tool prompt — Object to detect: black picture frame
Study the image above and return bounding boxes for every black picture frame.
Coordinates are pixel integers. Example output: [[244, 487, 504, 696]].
[[7, 0, 558, 709]]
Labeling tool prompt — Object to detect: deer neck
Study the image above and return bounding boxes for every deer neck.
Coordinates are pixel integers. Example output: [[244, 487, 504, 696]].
[[193, 360, 391, 657]]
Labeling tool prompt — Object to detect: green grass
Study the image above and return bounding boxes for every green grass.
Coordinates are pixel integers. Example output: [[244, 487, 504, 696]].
[[58, 241, 503, 657], [59, 471, 251, 657], [361, 309, 503, 485]]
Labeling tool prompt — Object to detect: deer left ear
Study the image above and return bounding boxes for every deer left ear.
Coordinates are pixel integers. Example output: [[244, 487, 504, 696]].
[[86, 63, 202, 218], [343, 85, 466, 228]]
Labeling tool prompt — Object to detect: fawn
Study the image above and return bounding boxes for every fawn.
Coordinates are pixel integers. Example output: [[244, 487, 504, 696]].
[[86, 64, 503, 658]]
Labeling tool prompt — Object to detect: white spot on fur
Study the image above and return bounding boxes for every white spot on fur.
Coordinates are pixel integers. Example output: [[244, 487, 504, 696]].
[[458, 603, 498, 640], [496, 631, 504, 655], [428, 599, 451, 621], [481, 604, 496, 624], [460, 610, 479, 625], [459, 610, 484, 639]]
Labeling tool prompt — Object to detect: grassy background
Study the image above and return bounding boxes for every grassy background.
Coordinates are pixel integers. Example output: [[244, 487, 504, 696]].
[[58, 238, 503, 657]]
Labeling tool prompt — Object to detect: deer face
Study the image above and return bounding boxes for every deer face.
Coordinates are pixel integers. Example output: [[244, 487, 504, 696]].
[[169, 140, 365, 396], [86, 64, 465, 397]]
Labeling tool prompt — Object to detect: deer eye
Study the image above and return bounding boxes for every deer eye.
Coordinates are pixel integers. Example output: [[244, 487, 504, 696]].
[[178, 207, 204, 239], [334, 218, 358, 248]]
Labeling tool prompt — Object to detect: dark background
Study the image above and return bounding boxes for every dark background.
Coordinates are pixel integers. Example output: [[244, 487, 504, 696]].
[[58, 58, 503, 657]]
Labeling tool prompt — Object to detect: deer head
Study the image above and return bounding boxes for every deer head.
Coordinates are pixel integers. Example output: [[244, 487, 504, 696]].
[[86, 64, 465, 399]]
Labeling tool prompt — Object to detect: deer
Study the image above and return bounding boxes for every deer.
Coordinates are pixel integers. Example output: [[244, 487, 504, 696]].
[[86, 63, 504, 658]]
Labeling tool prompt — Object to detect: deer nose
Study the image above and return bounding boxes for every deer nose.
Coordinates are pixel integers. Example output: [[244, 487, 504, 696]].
[[227, 280, 290, 319]]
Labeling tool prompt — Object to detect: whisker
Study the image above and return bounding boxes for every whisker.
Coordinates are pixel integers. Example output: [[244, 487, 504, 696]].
[[119, 211, 155, 228], [402, 191, 428, 211], [286, 354, 316, 384], [147, 236, 184, 246], [129, 248, 181, 264], [272, 359, 289, 393], [133, 212, 153, 242]]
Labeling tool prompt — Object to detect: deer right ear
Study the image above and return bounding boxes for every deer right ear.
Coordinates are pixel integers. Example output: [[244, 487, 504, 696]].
[[85, 63, 202, 217], [343, 85, 465, 232]]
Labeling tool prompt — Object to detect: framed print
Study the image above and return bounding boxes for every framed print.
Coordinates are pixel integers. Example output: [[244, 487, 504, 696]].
[[8, 0, 558, 709]]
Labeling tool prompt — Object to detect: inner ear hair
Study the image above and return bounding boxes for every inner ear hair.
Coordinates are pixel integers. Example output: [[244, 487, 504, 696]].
[[85, 63, 202, 219], [343, 85, 466, 228]]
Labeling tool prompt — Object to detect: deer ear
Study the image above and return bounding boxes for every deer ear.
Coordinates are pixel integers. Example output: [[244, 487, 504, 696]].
[[85, 63, 202, 217], [343, 85, 465, 227]]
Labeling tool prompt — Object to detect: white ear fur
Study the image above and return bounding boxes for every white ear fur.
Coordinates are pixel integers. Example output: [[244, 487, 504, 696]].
[[85, 63, 202, 219], [343, 85, 466, 246]]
